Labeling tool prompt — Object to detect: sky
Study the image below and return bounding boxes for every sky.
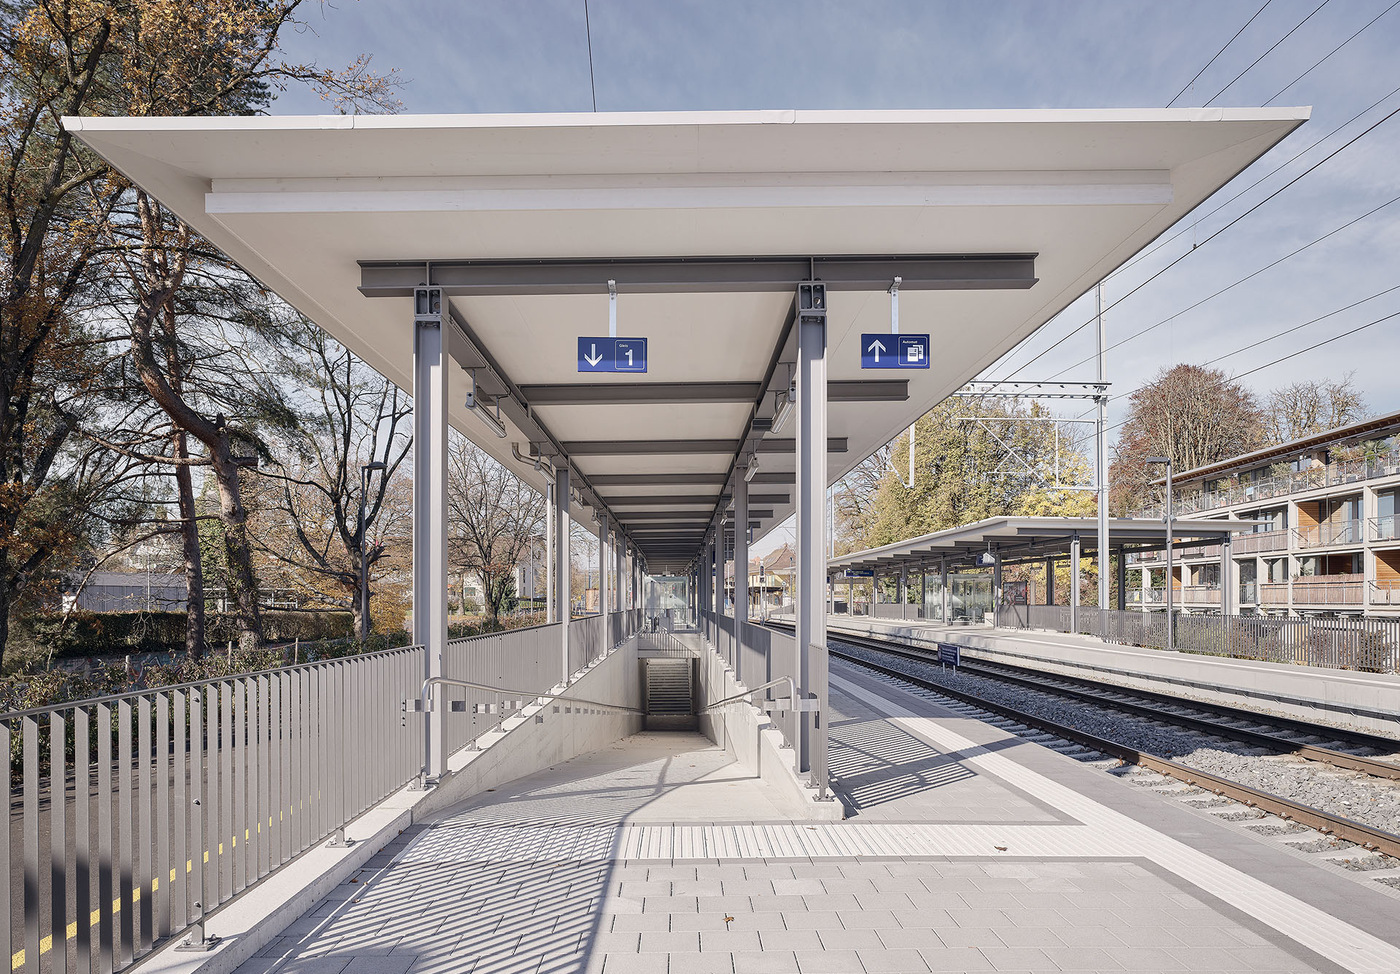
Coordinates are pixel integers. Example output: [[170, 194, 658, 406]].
[[272, 0, 1400, 557]]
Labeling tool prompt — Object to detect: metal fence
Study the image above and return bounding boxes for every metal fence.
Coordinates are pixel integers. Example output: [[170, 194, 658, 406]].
[[998, 604, 1400, 673], [4, 607, 645, 974], [1, 642, 426, 974]]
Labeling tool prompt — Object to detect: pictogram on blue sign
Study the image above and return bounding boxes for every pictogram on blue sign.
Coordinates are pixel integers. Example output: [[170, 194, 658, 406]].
[[860, 333, 930, 369], [578, 337, 648, 373]]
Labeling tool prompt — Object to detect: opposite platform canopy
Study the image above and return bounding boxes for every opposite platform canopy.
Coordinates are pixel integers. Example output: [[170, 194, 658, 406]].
[[828, 516, 1259, 574], [65, 108, 1307, 573]]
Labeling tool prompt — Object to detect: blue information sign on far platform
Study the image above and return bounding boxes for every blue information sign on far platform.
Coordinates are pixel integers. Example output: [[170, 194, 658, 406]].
[[578, 337, 647, 373], [842, 569, 875, 578], [860, 333, 930, 369]]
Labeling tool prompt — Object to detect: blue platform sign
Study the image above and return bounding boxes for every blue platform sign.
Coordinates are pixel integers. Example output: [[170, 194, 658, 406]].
[[861, 333, 930, 369], [938, 643, 961, 669], [578, 337, 648, 373], [842, 569, 875, 578]]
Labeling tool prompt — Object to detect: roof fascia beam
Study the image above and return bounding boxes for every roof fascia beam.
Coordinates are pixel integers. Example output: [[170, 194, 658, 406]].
[[359, 254, 1038, 298]]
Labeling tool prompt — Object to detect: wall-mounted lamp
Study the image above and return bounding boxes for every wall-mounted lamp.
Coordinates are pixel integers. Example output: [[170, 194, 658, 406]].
[[465, 371, 507, 438], [744, 456, 760, 483]]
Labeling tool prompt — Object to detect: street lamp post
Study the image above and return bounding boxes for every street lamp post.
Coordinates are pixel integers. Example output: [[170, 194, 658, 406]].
[[1145, 457, 1173, 650], [359, 460, 387, 641]]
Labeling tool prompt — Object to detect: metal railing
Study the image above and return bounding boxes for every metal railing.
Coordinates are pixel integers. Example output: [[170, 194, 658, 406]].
[[1370, 515, 1399, 542], [999, 605, 1399, 673], [1294, 519, 1363, 549], [1, 642, 426, 972], [1239, 581, 1258, 604], [4, 606, 645, 973], [1290, 574, 1365, 605], [1369, 580, 1400, 606], [1127, 587, 1166, 605], [1180, 584, 1221, 605], [1235, 529, 1290, 554]]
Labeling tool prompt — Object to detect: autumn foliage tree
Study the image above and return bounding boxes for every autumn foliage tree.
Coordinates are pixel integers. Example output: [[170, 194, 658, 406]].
[[1109, 364, 1263, 514], [0, 0, 397, 663]]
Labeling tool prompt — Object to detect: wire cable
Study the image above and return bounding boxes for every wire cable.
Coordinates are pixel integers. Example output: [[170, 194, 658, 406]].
[[1206, 0, 1331, 105], [584, 0, 598, 112], [1265, 0, 1400, 105], [1167, 1, 1274, 107], [984, 97, 1400, 387]]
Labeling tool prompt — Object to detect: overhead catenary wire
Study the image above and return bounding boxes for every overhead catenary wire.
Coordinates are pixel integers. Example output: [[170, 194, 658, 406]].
[[1166, 0, 1274, 108], [1205, 0, 1331, 106], [1265, 0, 1400, 105], [583, 0, 598, 112], [982, 97, 1400, 389]]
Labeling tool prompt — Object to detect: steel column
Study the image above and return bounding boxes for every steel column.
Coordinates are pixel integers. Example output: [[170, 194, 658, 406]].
[[713, 523, 722, 646], [545, 482, 555, 623], [735, 468, 750, 681], [1045, 557, 1055, 605], [555, 466, 571, 680], [1096, 282, 1110, 636], [1116, 546, 1128, 611], [941, 558, 950, 623], [1070, 533, 1081, 634], [413, 287, 450, 783], [795, 283, 828, 794], [599, 520, 610, 617], [992, 554, 1003, 626], [1220, 538, 1233, 616]]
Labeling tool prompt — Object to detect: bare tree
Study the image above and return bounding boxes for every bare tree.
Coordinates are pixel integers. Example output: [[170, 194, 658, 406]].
[[1263, 374, 1368, 445], [248, 322, 411, 636], [446, 436, 546, 626]]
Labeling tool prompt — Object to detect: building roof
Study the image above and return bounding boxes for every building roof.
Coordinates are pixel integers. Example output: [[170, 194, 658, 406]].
[[66, 108, 1305, 573], [1164, 407, 1400, 486], [828, 515, 1255, 573]]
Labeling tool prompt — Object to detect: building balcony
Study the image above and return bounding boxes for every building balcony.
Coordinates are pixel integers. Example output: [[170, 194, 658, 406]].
[[1239, 581, 1258, 604], [1127, 586, 1165, 605], [1234, 529, 1290, 554], [1260, 573, 1366, 606], [1370, 515, 1399, 543], [1293, 519, 1363, 549], [1370, 580, 1400, 606], [1177, 543, 1223, 561], [1180, 584, 1221, 606]]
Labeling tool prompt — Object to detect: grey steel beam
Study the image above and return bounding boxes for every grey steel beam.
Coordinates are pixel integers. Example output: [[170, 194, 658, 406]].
[[603, 495, 724, 507], [589, 473, 728, 486], [563, 439, 740, 455], [359, 254, 1038, 297], [518, 382, 762, 404], [412, 287, 450, 783], [621, 509, 773, 521], [758, 438, 847, 454], [515, 379, 907, 404]]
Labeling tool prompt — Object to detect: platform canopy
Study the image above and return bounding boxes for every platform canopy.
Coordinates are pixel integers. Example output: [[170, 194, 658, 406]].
[[66, 108, 1305, 573], [828, 515, 1259, 574]]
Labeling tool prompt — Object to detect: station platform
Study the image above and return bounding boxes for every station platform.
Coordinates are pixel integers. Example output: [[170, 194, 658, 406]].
[[232, 653, 1400, 974]]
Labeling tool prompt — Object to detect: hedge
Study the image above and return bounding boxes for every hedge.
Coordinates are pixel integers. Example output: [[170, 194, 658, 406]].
[[22, 609, 355, 658]]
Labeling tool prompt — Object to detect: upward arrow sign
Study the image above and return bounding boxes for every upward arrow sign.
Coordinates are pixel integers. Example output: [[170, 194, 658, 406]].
[[584, 342, 604, 367], [867, 338, 887, 363]]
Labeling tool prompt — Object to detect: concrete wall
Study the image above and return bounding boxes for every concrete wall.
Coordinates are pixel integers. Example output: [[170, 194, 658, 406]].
[[417, 634, 645, 821], [829, 616, 1400, 739], [687, 633, 844, 821]]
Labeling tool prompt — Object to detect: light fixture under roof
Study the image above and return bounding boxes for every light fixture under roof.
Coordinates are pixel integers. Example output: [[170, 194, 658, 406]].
[[465, 370, 508, 438], [744, 456, 760, 483]]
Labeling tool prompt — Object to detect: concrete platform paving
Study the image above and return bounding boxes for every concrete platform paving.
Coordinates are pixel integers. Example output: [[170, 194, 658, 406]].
[[232, 663, 1400, 974]]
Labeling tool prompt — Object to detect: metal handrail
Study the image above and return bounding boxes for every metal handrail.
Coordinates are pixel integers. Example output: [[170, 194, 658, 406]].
[[416, 674, 643, 718], [699, 675, 801, 714]]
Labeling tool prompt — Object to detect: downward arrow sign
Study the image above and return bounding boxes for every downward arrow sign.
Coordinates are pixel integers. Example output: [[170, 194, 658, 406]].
[[867, 338, 886, 363], [584, 342, 604, 367]]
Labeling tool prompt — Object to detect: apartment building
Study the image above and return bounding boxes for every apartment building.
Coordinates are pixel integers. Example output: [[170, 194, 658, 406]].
[[1134, 409, 1400, 619]]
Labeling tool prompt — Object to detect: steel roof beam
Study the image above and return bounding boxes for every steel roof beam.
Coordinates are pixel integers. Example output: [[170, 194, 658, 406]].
[[359, 254, 1038, 297], [515, 379, 908, 405], [588, 473, 728, 486]]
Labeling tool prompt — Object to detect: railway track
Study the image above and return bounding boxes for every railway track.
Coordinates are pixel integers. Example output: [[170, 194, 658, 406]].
[[822, 627, 1400, 782], [765, 621, 1400, 862]]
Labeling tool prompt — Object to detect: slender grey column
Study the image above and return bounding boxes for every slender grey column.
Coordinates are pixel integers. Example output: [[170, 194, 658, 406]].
[[545, 483, 555, 623], [1045, 557, 1055, 605], [713, 524, 723, 646], [921, 570, 928, 619], [555, 466, 571, 681], [599, 520, 610, 617], [992, 553, 1002, 626], [1070, 533, 1081, 634], [795, 284, 828, 792], [1220, 538, 1233, 616], [735, 468, 750, 680], [412, 287, 450, 782], [1116, 546, 1127, 611], [941, 558, 950, 623]]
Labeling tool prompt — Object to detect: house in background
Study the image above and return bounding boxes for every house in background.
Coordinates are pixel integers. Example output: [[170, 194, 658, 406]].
[[1138, 409, 1400, 619]]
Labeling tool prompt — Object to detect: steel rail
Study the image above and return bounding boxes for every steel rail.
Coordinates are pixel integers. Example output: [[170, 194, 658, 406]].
[[837, 632, 1400, 782], [797, 623, 1400, 780], [829, 644, 1400, 860]]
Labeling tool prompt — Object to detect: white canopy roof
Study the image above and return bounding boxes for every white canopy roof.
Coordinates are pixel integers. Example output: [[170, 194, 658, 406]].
[[66, 108, 1306, 572]]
